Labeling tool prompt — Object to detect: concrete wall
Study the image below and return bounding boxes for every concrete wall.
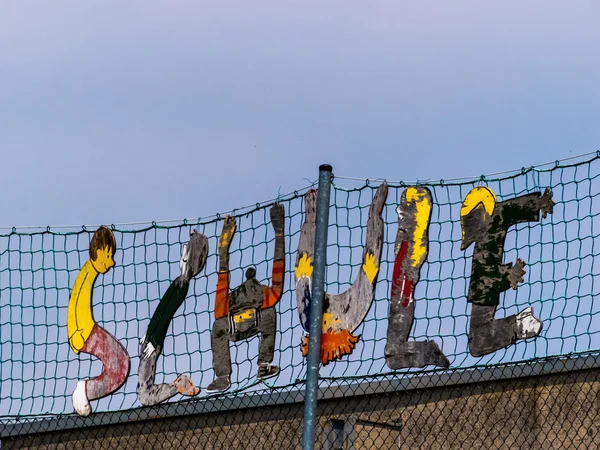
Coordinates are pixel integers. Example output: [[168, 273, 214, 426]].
[[2, 366, 599, 450]]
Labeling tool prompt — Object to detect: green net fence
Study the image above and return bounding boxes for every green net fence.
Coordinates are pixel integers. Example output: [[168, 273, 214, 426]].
[[1, 153, 600, 449]]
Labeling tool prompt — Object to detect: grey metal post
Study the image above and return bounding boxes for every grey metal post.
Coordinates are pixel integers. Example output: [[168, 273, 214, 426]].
[[302, 164, 333, 450]]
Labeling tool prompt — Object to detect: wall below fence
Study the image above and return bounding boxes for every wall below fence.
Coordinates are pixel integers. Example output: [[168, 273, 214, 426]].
[[2, 356, 600, 450]]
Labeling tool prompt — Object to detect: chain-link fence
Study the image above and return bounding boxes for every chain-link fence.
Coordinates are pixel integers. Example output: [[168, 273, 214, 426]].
[[1, 154, 600, 449]]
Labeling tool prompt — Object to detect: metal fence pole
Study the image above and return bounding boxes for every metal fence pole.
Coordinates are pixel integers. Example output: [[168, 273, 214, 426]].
[[302, 164, 333, 450]]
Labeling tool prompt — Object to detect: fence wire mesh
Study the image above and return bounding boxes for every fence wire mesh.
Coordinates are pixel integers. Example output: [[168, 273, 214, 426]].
[[1, 154, 600, 449]]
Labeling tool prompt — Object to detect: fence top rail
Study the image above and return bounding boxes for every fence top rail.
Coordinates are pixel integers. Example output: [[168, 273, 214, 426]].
[[1, 150, 598, 234], [2, 351, 598, 439]]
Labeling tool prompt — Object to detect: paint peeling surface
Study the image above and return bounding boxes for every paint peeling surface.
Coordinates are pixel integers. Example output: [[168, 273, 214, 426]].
[[385, 187, 449, 369], [461, 187, 554, 356], [295, 184, 387, 365], [67, 227, 130, 416], [138, 231, 208, 406], [208, 204, 285, 392]]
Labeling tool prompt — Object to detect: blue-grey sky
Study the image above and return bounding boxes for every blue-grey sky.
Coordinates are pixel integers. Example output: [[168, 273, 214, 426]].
[[1, 1, 599, 227]]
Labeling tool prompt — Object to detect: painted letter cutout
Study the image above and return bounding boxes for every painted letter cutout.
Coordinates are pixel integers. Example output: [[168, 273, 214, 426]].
[[207, 204, 285, 393], [138, 230, 209, 406], [461, 186, 554, 356], [68, 226, 130, 416], [295, 184, 387, 366], [385, 187, 449, 369]]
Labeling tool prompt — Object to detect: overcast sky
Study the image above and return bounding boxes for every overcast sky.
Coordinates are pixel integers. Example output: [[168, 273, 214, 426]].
[[1, 1, 599, 227]]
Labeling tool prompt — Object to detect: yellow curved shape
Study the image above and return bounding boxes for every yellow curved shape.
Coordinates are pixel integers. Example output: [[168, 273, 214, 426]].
[[295, 253, 313, 279], [322, 312, 341, 331], [460, 186, 496, 218], [219, 215, 237, 249], [405, 187, 432, 268], [233, 309, 255, 324], [362, 253, 379, 284], [67, 260, 99, 353]]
